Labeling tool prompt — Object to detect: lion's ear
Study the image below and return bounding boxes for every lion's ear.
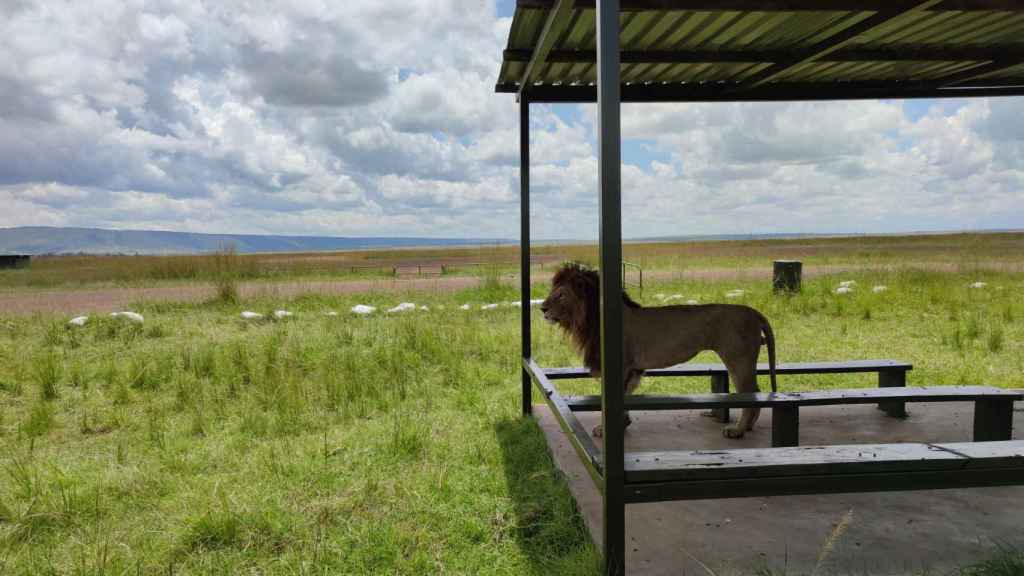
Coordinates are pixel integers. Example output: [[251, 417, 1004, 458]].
[[570, 273, 590, 299]]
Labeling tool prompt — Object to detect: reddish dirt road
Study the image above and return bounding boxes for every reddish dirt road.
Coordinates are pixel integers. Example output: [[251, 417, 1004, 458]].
[[0, 277, 481, 316], [1, 261, 1017, 316]]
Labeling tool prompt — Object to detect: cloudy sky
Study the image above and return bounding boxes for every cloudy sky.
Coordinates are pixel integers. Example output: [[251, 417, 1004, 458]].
[[1, 0, 1022, 240]]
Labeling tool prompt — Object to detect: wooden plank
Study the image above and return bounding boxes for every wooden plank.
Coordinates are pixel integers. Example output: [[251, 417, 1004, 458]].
[[625, 443, 965, 483], [544, 359, 912, 380], [564, 386, 1022, 412], [625, 467, 1024, 503], [710, 373, 730, 423], [523, 358, 604, 486], [625, 440, 1024, 501], [973, 398, 1015, 442], [546, 364, 718, 378], [772, 405, 800, 447], [878, 369, 908, 418], [935, 441, 1024, 468]]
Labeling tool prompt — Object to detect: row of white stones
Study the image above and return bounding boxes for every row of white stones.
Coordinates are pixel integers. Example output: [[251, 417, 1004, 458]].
[[345, 299, 546, 316], [67, 281, 993, 325], [68, 311, 145, 326]]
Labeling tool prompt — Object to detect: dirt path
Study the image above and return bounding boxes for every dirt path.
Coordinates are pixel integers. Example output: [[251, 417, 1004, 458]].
[[0, 277, 481, 316], [1, 261, 1018, 316]]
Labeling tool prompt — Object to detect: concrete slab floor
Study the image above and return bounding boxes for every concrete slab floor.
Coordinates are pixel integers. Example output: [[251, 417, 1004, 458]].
[[535, 401, 1024, 576]]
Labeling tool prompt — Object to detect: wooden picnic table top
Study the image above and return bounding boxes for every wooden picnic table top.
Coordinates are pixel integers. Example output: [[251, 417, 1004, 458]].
[[565, 386, 1022, 412], [624, 440, 1024, 484], [545, 359, 912, 379]]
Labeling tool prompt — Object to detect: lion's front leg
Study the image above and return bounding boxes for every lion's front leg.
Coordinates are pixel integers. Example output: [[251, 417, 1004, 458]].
[[592, 371, 642, 438]]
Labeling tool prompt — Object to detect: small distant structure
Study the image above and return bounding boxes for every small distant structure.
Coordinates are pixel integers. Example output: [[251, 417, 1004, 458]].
[[0, 255, 30, 269], [773, 260, 802, 293], [393, 264, 445, 277]]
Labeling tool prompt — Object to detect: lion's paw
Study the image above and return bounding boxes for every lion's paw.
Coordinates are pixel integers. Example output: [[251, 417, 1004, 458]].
[[722, 425, 746, 439]]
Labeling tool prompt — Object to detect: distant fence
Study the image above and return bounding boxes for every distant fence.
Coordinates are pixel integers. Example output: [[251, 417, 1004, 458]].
[[330, 256, 564, 277], [0, 255, 30, 269], [393, 265, 446, 277], [623, 260, 643, 293]]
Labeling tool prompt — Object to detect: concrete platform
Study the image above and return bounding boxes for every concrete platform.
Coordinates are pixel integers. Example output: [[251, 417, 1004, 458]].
[[536, 400, 1024, 576]]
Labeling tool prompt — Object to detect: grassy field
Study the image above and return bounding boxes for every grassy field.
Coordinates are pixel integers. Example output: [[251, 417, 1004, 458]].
[[1, 237, 1023, 574], [3, 232, 1023, 290]]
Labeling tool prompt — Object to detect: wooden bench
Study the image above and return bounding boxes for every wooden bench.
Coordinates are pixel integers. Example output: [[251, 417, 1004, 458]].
[[624, 440, 1024, 503], [565, 386, 1023, 447], [546, 359, 914, 422]]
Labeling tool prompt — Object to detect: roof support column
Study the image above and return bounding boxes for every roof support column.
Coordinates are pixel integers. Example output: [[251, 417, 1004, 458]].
[[520, 95, 532, 416], [597, 0, 625, 574]]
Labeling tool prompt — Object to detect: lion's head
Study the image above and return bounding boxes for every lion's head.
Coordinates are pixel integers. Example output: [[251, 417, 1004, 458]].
[[541, 262, 639, 371]]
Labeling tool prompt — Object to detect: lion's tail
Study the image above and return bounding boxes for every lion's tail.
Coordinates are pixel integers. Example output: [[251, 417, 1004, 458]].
[[762, 318, 778, 392]]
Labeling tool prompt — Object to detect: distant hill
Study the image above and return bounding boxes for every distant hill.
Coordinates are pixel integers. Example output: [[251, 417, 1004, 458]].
[[0, 227, 511, 255], [5, 226, 1017, 256]]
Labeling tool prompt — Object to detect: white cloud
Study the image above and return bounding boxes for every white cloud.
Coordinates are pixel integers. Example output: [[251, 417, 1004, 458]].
[[0, 0, 1022, 241]]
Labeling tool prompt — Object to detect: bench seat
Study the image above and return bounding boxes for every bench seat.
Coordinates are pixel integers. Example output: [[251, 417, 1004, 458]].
[[565, 386, 1022, 446], [623, 440, 1024, 503], [564, 386, 1021, 411], [546, 359, 914, 420], [565, 383, 1019, 409], [544, 359, 912, 379]]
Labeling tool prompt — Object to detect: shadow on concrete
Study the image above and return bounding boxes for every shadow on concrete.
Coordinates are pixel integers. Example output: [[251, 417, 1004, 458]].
[[540, 403, 1024, 576], [494, 416, 600, 576]]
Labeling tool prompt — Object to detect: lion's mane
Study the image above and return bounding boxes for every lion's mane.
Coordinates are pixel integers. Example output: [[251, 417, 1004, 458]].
[[550, 262, 640, 371]]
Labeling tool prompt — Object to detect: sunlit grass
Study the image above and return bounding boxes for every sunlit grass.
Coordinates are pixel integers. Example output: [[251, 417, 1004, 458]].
[[0, 257, 1021, 573]]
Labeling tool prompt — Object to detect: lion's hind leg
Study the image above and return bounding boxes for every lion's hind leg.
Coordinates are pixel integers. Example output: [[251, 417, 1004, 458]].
[[722, 358, 760, 439]]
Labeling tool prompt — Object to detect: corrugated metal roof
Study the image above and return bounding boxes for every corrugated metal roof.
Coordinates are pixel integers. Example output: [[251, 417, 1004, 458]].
[[496, 1, 1024, 102]]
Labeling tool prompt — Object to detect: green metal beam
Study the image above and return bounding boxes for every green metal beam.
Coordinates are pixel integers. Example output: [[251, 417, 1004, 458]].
[[517, 0, 1024, 11], [503, 45, 1024, 64], [518, 0, 576, 100]]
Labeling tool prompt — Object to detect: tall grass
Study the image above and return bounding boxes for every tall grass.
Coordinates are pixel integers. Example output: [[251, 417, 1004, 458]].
[[477, 242, 506, 292], [1, 265, 1022, 573], [211, 244, 242, 304], [33, 351, 62, 401], [957, 546, 1024, 576], [988, 324, 1005, 353]]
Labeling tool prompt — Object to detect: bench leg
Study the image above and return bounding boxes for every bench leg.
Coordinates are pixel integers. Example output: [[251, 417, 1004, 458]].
[[711, 373, 729, 423], [877, 370, 908, 418], [973, 399, 1014, 442], [772, 405, 799, 447]]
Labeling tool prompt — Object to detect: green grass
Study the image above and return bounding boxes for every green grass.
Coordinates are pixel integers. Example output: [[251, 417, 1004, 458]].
[[0, 285, 595, 574], [3, 231, 1023, 290], [956, 546, 1024, 576], [1, 264, 1022, 574]]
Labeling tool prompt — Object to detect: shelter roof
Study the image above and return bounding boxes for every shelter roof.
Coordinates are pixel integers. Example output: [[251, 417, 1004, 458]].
[[495, 0, 1024, 102]]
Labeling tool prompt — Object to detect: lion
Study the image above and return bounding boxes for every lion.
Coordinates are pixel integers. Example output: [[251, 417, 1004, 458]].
[[540, 262, 777, 439]]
